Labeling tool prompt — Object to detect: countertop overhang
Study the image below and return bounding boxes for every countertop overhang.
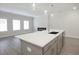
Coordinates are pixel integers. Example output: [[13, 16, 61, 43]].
[[15, 29, 64, 47]]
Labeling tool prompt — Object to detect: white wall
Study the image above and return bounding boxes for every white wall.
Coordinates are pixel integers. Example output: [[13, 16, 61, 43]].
[[34, 15, 48, 31], [0, 11, 34, 38], [34, 10, 79, 38]]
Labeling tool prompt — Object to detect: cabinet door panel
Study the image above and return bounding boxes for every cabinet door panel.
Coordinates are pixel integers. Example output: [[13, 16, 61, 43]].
[[43, 38, 57, 53], [44, 41, 57, 55], [21, 40, 42, 55], [57, 34, 63, 54]]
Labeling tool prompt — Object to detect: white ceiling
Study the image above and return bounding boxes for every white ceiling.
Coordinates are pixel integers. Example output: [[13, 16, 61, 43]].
[[0, 3, 79, 17]]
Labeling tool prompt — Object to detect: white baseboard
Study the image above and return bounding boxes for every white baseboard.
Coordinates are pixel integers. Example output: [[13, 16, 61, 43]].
[[65, 35, 79, 39]]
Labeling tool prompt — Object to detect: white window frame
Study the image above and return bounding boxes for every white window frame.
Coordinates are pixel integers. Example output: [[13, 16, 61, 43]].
[[0, 19, 7, 32], [13, 20, 20, 31], [24, 20, 29, 30]]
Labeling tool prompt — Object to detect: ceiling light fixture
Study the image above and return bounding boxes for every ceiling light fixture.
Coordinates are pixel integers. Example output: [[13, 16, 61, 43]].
[[44, 10, 48, 15], [73, 6, 77, 10], [32, 3, 36, 10], [50, 13, 54, 17], [32, 3, 35, 7]]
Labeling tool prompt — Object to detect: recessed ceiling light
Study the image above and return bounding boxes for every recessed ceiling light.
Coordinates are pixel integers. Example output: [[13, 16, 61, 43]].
[[32, 3, 35, 7], [44, 10, 48, 15], [32, 3, 36, 10], [51, 13, 54, 16], [73, 6, 77, 10]]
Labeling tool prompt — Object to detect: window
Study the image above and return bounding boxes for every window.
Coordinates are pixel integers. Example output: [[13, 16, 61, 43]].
[[13, 20, 20, 30], [0, 19, 7, 32], [24, 20, 29, 30]]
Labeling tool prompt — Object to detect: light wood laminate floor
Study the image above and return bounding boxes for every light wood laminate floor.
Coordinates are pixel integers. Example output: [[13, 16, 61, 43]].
[[61, 37, 79, 55], [0, 36, 79, 55], [0, 36, 21, 55]]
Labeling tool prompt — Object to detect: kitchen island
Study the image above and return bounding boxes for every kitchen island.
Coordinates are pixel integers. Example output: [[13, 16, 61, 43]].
[[15, 29, 64, 55]]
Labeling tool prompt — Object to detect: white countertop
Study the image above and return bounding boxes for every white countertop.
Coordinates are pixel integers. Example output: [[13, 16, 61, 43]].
[[15, 29, 64, 47]]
